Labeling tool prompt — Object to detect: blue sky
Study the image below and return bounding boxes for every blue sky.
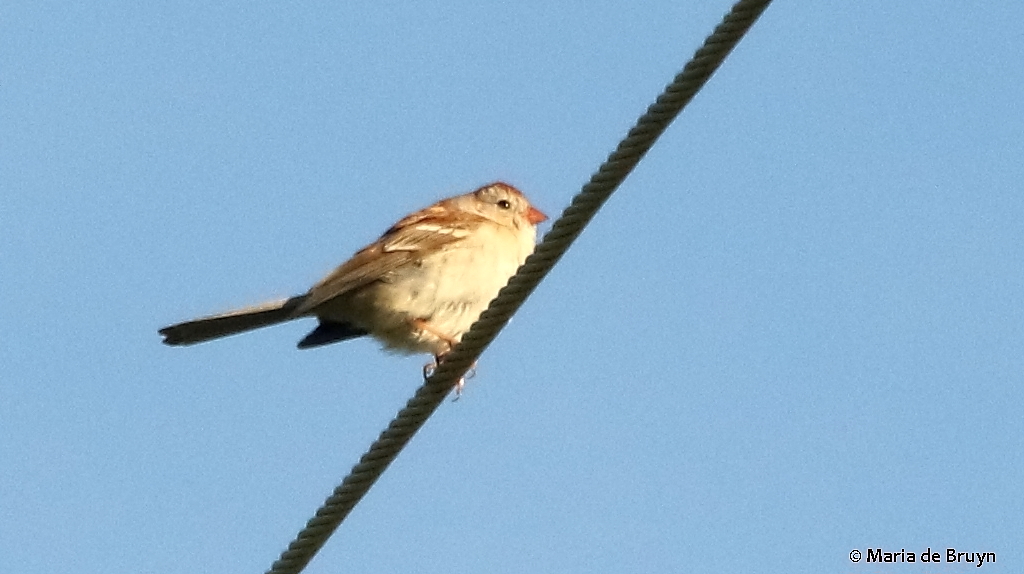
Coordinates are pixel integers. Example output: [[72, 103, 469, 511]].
[[3, 1, 1023, 573]]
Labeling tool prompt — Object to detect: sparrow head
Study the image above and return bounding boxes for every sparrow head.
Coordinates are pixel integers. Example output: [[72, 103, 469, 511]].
[[469, 182, 548, 229]]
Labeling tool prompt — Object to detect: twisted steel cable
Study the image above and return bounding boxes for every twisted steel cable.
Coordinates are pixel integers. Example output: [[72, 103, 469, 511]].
[[266, 1, 772, 572]]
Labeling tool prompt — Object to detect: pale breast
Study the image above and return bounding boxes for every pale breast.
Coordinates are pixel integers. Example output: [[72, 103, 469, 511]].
[[364, 223, 533, 354]]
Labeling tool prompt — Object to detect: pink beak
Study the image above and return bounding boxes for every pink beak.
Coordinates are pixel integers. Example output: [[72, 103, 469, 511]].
[[526, 205, 548, 225]]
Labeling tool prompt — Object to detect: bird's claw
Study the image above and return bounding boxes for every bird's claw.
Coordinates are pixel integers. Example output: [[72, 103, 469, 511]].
[[423, 356, 476, 401]]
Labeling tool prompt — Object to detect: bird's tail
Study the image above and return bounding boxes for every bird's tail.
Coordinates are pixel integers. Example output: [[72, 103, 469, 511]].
[[159, 295, 308, 346]]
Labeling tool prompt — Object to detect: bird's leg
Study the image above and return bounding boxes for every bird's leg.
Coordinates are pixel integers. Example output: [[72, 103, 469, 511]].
[[413, 317, 457, 379], [411, 319, 477, 400], [411, 318, 459, 352]]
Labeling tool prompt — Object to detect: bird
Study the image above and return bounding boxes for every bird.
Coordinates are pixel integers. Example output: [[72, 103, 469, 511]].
[[159, 182, 548, 363]]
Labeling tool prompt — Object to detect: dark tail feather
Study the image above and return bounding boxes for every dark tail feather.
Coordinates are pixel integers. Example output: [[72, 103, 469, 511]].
[[160, 295, 308, 346], [297, 321, 368, 349]]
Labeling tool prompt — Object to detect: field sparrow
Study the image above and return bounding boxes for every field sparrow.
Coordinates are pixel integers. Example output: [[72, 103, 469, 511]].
[[159, 182, 548, 361]]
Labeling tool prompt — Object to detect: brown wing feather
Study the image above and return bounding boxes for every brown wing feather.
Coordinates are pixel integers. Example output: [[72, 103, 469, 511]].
[[296, 202, 485, 314]]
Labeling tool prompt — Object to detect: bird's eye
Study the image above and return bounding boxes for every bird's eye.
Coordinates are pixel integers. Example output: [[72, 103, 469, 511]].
[[497, 199, 511, 210]]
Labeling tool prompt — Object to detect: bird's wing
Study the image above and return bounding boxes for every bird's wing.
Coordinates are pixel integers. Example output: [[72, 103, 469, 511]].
[[297, 205, 485, 313]]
